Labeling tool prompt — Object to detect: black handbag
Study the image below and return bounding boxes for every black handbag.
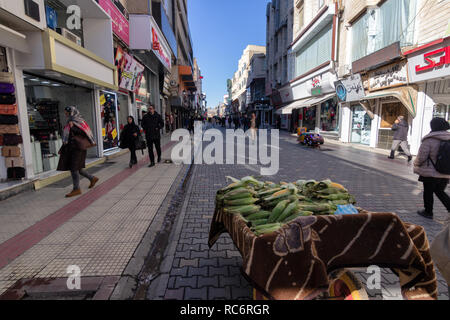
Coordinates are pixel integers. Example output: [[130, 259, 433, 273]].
[[7, 167, 26, 180], [0, 115, 18, 124], [135, 133, 147, 153], [3, 134, 23, 146], [0, 93, 16, 105]]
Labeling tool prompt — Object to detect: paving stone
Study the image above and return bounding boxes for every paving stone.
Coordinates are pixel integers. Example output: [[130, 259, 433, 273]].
[[197, 275, 219, 288], [208, 287, 232, 300], [164, 288, 185, 300], [179, 259, 199, 268], [187, 266, 208, 277], [184, 287, 208, 300], [169, 267, 188, 277], [231, 287, 253, 300], [174, 276, 198, 289], [198, 258, 218, 268], [209, 266, 229, 277], [219, 275, 242, 287]]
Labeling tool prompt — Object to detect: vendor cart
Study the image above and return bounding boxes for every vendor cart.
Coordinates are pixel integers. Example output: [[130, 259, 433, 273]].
[[209, 178, 438, 301]]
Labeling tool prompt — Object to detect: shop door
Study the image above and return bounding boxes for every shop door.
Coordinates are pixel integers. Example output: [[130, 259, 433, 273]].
[[351, 106, 371, 145], [100, 91, 120, 151], [378, 101, 409, 150]]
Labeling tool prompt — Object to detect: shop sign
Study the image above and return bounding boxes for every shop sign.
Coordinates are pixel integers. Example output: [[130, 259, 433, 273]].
[[151, 20, 172, 71], [406, 39, 450, 83], [311, 76, 322, 96], [334, 74, 365, 103], [368, 61, 408, 91], [115, 47, 145, 92], [98, 0, 130, 46]]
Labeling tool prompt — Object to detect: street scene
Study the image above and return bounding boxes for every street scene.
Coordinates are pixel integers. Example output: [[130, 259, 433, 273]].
[[0, 0, 449, 305]]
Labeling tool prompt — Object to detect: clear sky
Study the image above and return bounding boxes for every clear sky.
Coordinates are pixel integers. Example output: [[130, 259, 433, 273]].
[[187, 0, 268, 110]]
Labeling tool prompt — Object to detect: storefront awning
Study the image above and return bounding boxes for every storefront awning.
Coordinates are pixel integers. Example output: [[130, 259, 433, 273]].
[[275, 97, 312, 115], [361, 86, 418, 118], [302, 93, 336, 108]]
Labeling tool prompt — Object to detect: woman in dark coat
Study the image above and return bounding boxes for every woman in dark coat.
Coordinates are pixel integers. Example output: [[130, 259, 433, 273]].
[[58, 106, 99, 198], [120, 116, 140, 168]]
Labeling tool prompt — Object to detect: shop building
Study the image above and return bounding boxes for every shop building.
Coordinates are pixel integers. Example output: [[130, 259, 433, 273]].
[[0, 0, 47, 181], [337, 0, 435, 155], [276, 2, 340, 136], [404, 37, 450, 154]]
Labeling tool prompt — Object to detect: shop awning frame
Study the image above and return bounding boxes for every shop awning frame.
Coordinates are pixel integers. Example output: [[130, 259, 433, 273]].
[[360, 86, 418, 118], [276, 97, 311, 115]]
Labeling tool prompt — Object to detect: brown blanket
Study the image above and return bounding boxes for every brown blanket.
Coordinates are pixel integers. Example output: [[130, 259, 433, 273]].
[[209, 208, 438, 300]]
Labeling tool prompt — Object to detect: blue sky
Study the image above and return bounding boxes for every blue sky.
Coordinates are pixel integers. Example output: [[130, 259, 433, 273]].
[[187, 0, 268, 109]]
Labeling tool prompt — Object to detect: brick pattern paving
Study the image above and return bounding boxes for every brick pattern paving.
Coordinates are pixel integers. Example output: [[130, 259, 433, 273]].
[[0, 137, 180, 296], [158, 129, 449, 300]]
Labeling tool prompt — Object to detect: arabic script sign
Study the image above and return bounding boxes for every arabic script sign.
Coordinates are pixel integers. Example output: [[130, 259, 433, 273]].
[[368, 61, 408, 91], [334, 74, 365, 103]]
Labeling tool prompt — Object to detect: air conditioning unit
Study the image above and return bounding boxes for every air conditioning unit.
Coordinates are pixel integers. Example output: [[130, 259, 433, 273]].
[[60, 28, 82, 47]]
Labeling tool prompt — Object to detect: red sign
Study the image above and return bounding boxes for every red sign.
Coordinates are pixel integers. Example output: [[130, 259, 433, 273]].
[[415, 45, 450, 73], [98, 0, 130, 46], [152, 27, 171, 70]]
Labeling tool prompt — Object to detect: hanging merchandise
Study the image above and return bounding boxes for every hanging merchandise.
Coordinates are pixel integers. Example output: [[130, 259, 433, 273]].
[[0, 104, 18, 115], [100, 91, 120, 151], [0, 83, 15, 94], [7, 167, 26, 180], [2, 146, 21, 157], [5, 157, 24, 168], [0, 72, 14, 84], [0, 93, 15, 105], [0, 124, 20, 134], [0, 115, 19, 124], [3, 134, 23, 146]]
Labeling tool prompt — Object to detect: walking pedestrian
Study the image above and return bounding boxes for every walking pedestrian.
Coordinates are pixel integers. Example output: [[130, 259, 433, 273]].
[[414, 117, 450, 219], [120, 116, 140, 168], [57, 106, 99, 198], [142, 105, 164, 167], [388, 116, 413, 162], [250, 113, 257, 143], [170, 113, 175, 132]]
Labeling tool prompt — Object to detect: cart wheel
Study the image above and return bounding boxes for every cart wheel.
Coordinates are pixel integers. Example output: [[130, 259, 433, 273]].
[[328, 269, 369, 300]]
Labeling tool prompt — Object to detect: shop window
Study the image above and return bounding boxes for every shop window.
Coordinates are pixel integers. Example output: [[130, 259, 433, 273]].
[[295, 23, 332, 77], [352, 0, 417, 62], [100, 91, 119, 151], [433, 104, 450, 122], [351, 105, 371, 145], [320, 99, 339, 132], [24, 74, 96, 173], [380, 102, 409, 129]]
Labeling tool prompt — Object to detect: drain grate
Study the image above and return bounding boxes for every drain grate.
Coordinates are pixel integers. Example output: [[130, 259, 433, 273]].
[[48, 162, 116, 189]]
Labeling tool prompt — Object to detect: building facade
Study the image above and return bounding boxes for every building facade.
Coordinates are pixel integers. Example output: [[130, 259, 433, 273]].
[[231, 45, 266, 115], [337, 0, 450, 155]]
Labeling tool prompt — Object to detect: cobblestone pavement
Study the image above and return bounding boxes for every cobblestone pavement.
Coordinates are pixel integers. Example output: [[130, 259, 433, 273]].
[[149, 128, 449, 301]]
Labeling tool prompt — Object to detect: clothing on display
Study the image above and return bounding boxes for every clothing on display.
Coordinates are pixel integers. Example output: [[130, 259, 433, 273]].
[[100, 91, 120, 151]]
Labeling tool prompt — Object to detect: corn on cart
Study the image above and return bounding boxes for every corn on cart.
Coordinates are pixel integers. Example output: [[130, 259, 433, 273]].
[[208, 177, 438, 300]]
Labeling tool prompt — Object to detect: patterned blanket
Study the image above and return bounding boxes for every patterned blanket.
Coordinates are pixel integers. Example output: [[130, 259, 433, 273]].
[[209, 208, 438, 300]]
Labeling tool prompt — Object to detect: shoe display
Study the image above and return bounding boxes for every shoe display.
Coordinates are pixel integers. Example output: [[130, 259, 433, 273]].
[[66, 189, 82, 198], [89, 177, 99, 189]]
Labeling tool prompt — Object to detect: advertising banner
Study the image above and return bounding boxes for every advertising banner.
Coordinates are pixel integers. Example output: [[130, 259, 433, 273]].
[[115, 46, 145, 92], [98, 0, 130, 46], [334, 74, 366, 103]]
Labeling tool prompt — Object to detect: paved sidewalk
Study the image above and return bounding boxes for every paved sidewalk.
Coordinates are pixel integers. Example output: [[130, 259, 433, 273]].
[[0, 135, 181, 297]]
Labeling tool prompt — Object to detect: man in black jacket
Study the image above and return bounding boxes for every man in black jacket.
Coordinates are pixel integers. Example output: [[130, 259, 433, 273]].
[[389, 116, 412, 162], [142, 105, 165, 167]]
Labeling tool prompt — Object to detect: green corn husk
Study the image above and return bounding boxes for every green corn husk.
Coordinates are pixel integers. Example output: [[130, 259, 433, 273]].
[[247, 211, 271, 221], [250, 219, 269, 227], [277, 200, 299, 222], [316, 187, 347, 195], [257, 188, 282, 197], [224, 192, 256, 201], [268, 200, 290, 223], [317, 193, 350, 201], [253, 223, 283, 236], [330, 200, 351, 206], [263, 189, 292, 202], [224, 197, 258, 206], [298, 204, 335, 213], [252, 223, 282, 231], [225, 205, 261, 216]]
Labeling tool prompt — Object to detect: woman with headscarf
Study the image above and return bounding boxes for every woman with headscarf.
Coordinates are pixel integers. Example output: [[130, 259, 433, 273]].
[[120, 116, 140, 168], [57, 106, 99, 198], [414, 117, 450, 219]]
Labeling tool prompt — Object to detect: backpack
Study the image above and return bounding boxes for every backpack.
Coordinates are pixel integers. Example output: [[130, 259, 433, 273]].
[[429, 140, 450, 175]]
